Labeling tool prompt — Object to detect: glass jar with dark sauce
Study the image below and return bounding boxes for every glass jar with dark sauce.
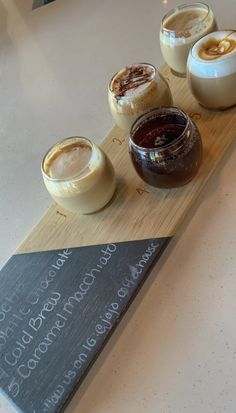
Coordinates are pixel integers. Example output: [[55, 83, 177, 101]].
[[129, 107, 203, 188]]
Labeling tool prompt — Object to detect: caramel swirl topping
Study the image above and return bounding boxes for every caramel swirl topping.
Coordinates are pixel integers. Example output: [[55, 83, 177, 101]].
[[199, 36, 236, 60]]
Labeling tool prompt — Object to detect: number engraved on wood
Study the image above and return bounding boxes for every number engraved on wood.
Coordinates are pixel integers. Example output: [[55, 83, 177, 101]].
[[112, 137, 125, 145], [189, 112, 202, 121], [56, 211, 67, 218], [136, 188, 150, 196]]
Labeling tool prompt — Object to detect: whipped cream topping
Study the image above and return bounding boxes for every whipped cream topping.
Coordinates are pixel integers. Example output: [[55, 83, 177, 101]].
[[110, 64, 155, 99]]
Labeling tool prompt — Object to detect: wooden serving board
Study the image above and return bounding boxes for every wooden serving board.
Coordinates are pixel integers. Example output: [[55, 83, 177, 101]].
[[18, 65, 236, 254], [1, 64, 236, 413]]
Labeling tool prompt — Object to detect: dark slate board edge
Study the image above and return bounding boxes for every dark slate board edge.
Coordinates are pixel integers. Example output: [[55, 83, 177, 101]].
[[11, 238, 167, 259], [0, 238, 170, 273], [57, 236, 172, 413], [0, 389, 23, 413]]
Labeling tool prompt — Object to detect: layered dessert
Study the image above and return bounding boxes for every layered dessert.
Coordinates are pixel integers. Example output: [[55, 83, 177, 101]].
[[108, 63, 172, 132]]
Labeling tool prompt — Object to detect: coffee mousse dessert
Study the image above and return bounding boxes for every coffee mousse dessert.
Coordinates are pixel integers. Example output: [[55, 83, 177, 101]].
[[160, 2, 217, 76], [108, 63, 172, 132], [42, 137, 115, 214], [187, 30, 236, 109]]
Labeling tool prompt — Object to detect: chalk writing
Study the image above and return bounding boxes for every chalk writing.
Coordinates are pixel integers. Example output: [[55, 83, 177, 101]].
[[63, 244, 117, 315], [42, 241, 160, 413], [28, 292, 61, 333], [17, 313, 67, 380], [0, 250, 73, 354], [1, 244, 118, 405], [0, 239, 167, 413]]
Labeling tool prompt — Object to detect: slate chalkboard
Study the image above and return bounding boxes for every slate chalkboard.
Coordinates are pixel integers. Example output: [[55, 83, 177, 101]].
[[0, 238, 170, 413]]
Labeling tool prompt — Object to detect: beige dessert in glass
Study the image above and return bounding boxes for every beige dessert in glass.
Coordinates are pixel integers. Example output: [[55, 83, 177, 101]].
[[160, 2, 217, 76], [108, 63, 173, 133], [187, 30, 236, 109], [42, 137, 116, 214]]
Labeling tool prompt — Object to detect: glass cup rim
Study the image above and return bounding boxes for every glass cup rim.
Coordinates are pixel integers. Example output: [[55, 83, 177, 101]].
[[189, 29, 236, 63], [161, 2, 210, 35], [129, 106, 190, 154], [41, 136, 95, 183], [108, 62, 157, 100]]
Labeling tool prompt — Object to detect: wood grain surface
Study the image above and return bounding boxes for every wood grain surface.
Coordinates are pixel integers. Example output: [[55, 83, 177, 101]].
[[17, 64, 236, 254]]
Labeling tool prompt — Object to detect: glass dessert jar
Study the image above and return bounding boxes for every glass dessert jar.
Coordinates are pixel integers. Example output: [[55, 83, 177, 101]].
[[108, 63, 173, 133], [41, 136, 116, 214], [129, 107, 203, 188], [160, 2, 217, 76]]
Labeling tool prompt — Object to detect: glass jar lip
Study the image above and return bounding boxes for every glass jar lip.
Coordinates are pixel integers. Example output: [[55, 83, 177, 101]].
[[108, 62, 157, 100], [161, 2, 210, 34], [129, 106, 190, 153], [189, 29, 236, 63], [41, 136, 95, 183]]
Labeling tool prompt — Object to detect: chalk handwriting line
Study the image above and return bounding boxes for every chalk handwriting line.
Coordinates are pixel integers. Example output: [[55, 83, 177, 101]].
[[41, 239, 171, 413]]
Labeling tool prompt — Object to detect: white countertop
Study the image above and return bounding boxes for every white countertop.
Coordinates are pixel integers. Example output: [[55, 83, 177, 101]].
[[1, 0, 236, 412]]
